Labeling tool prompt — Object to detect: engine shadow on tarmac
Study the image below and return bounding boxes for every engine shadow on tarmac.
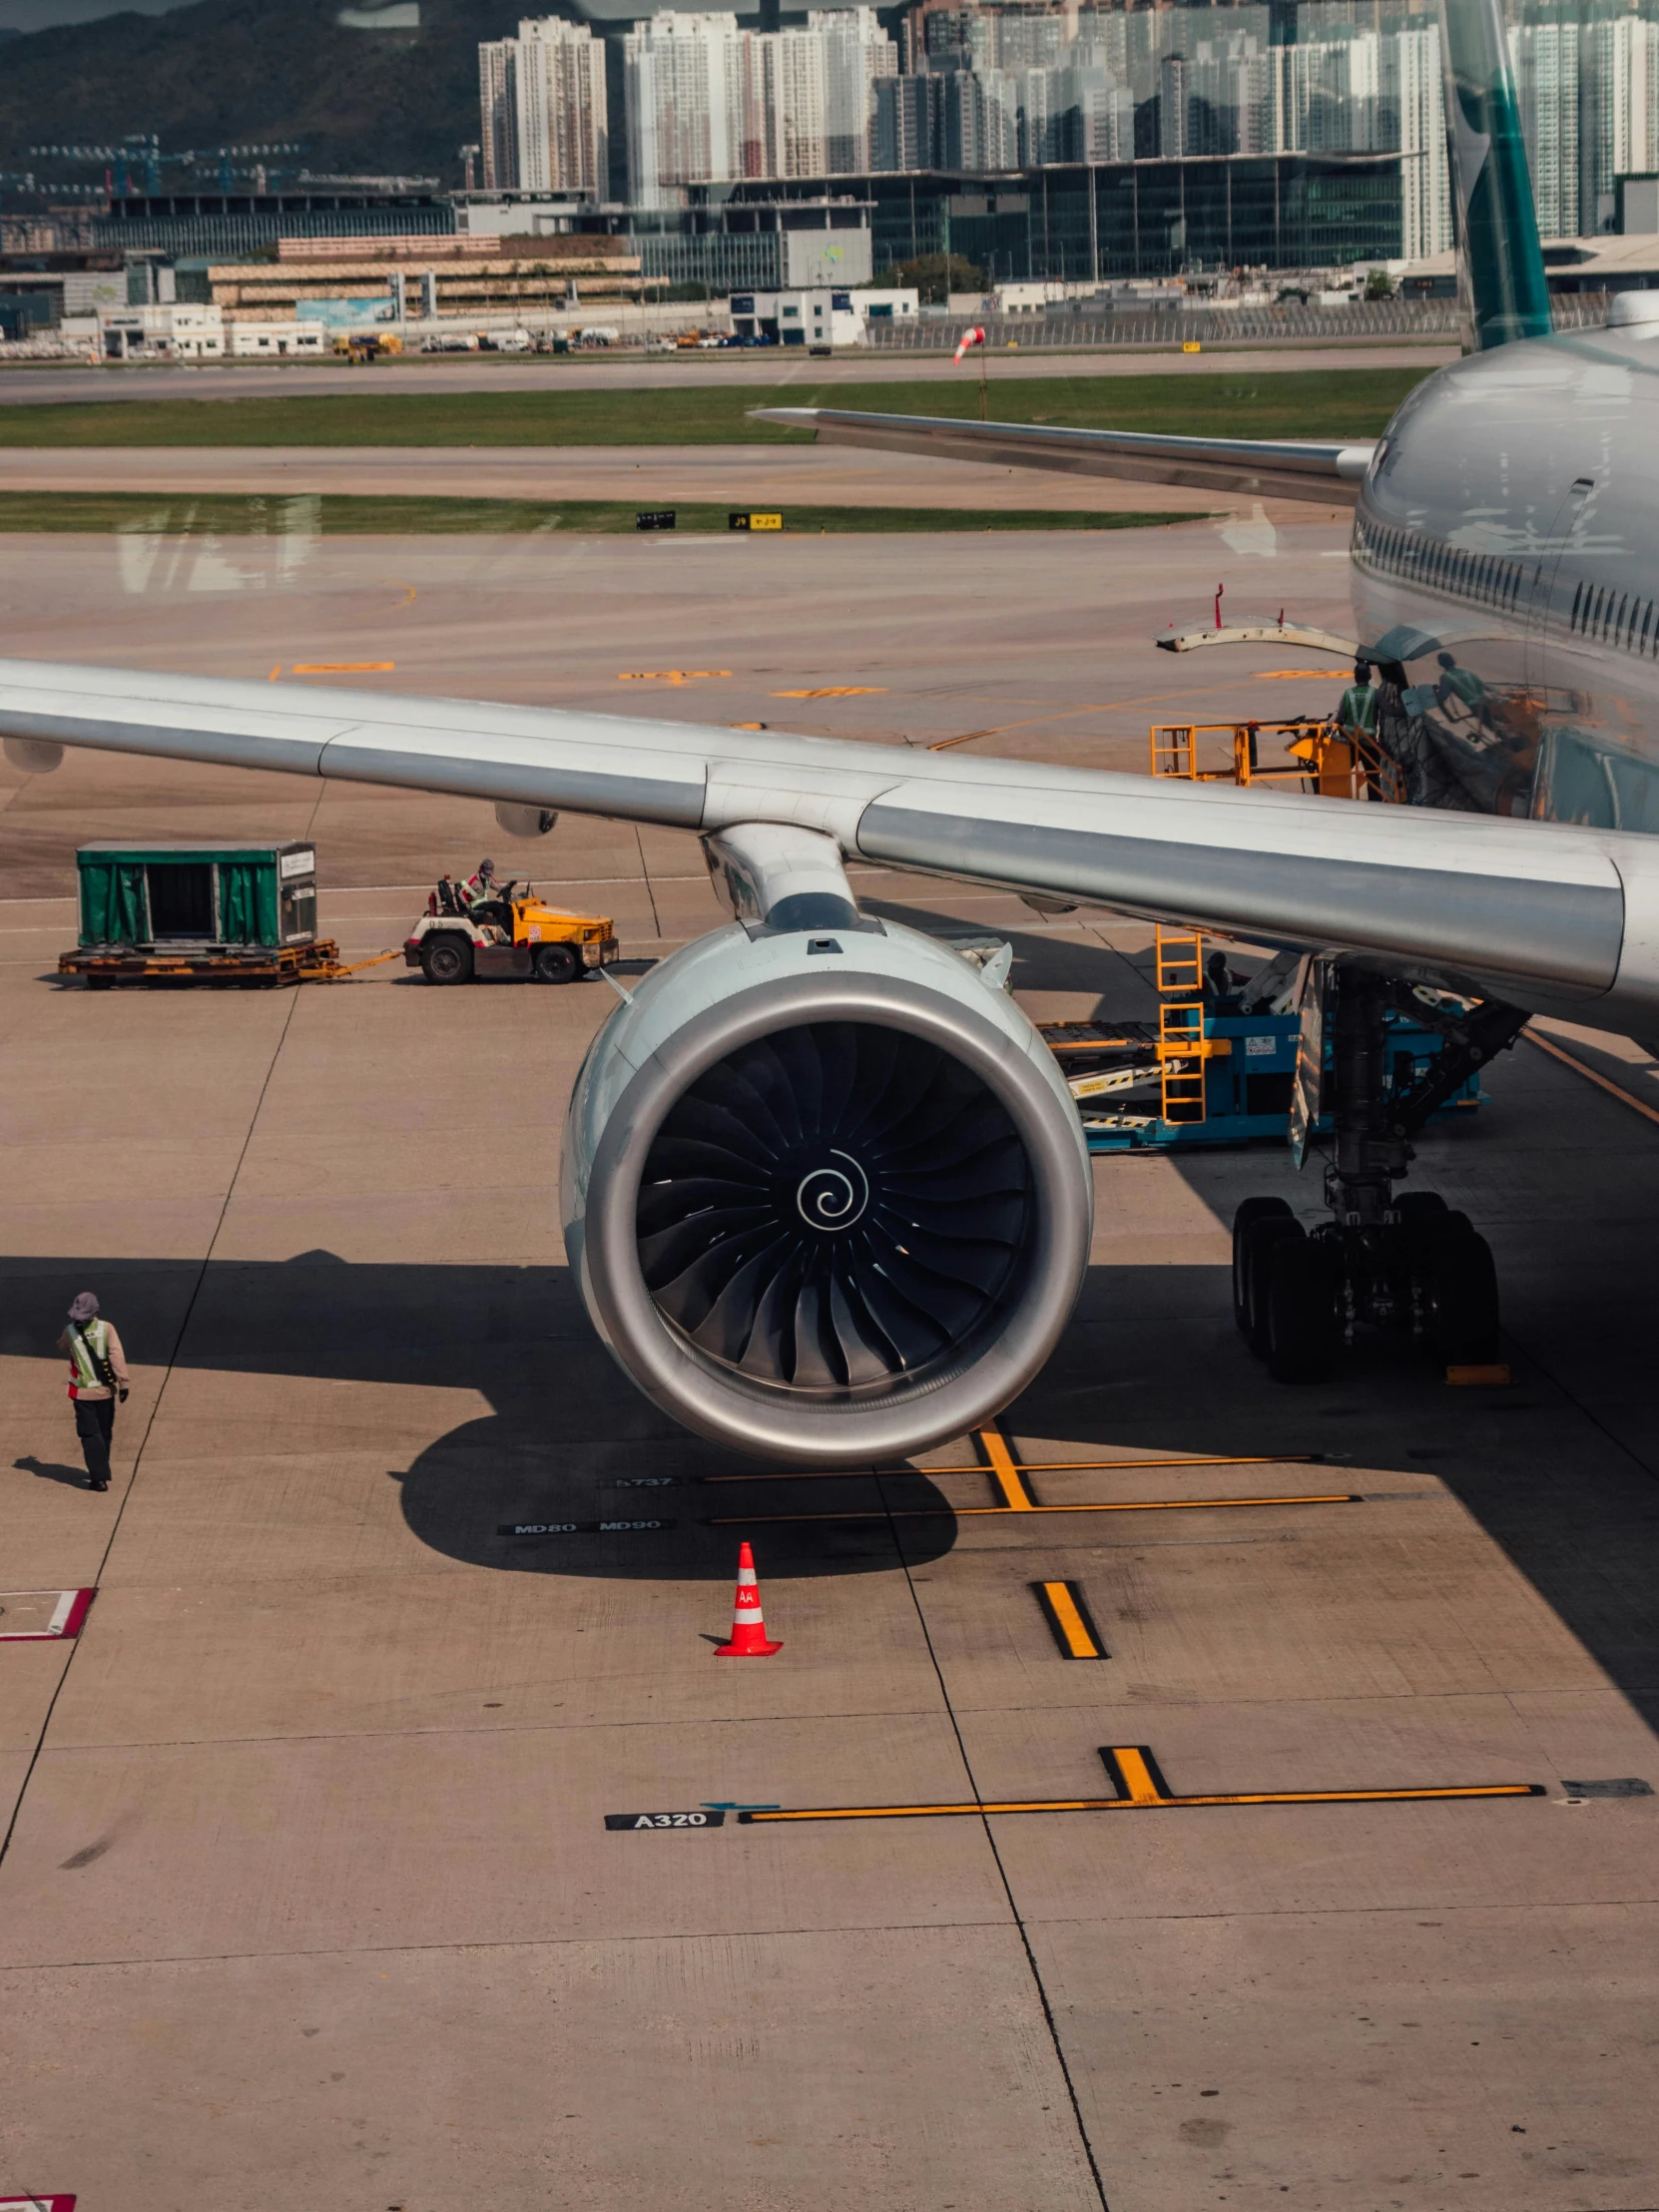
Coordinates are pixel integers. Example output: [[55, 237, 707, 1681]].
[[7, 1248, 1659, 1725]]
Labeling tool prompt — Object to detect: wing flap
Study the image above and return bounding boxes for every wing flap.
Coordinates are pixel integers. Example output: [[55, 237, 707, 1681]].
[[856, 785, 1622, 999]]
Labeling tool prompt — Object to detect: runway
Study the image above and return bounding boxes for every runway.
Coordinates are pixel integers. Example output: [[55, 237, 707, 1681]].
[[0, 340, 1458, 408], [0, 519, 1655, 2209]]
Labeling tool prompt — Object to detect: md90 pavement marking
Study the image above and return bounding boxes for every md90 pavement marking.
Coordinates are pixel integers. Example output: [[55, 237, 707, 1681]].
[[607, 1746, 1543, 1831]]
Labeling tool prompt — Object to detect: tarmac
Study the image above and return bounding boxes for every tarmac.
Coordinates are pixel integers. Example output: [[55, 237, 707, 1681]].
[[1, 519, 1656, 2210], [0, 342, 1458, 407]]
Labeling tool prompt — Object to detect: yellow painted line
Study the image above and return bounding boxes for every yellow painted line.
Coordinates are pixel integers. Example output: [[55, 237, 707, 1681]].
[[1525, 1027, 1659, 1129], [740, 1745, 1544, 1823], [978, 1425, 1034, 1510], [1254, 669, 1342, 679], [1036, 1580, 1104, 1659], [772, 686, 888, 699], [709, 1492, 1361, 1525], [290, 661, 395, 674], [700, 1453, 1320, 1483]]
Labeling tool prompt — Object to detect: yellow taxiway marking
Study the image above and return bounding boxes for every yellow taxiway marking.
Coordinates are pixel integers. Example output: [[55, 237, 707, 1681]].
[[618, 670, 732, 685], [710, 1491, 1360, 1525], [772, 686, 888, 699], [1036, 1580, 1105, 1659], [1525, 1027, 1659, 1130], [700, 1453, 1321, 1484], [1254, 669, 1342, 679], [979, 1424, 1035, 1510], [738, 1744, 1544, 1823], [290, 661, 396, 675]]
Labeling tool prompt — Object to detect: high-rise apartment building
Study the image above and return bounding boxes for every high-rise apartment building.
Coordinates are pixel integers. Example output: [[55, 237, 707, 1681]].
[[624, 8, 894, 200], [477, 17, 607, 197], [1391, 24, 1453, 263], [814, 7, 897, 173], [1510, 14, 1581, 235], [625, 12, 748, 206], [478, 39, 518, 194], [1580, 10, 1659, 230]]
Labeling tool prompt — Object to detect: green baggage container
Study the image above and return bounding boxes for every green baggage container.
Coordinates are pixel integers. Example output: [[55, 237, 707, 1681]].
[[76, 841, 318, 951]]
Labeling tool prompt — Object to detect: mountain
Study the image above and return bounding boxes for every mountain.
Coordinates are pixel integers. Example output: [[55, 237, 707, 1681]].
[[0, 0, 554, 187]]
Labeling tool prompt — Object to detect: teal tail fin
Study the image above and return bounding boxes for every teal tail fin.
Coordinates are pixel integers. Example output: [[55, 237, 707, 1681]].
[[1437, 0, 1552, 349]]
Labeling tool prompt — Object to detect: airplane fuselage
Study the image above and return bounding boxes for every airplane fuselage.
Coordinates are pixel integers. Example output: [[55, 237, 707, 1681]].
[[1354, 323, 1659, 833]]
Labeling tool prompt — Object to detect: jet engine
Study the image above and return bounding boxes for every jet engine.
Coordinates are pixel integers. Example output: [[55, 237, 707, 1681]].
[[562, 828, 1093, 1467]]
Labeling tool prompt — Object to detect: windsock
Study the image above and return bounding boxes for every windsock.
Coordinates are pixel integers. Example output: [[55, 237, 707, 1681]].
[[953, 325, 986, 363]]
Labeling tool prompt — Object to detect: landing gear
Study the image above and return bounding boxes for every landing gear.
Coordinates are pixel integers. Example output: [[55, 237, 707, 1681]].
[[1231, 967, 1525, 1382]]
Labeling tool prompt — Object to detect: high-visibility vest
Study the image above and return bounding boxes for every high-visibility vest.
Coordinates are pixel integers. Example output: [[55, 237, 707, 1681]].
[[1337, 683, 1378, 735], [67, 1319, 111, 1393]]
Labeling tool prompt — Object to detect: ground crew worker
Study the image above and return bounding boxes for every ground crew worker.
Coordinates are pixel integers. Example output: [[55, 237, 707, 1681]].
[[460, 857, 499, 910], [57, 1291, 129, 1492], [1335, 658, 1379, 741], [1434, 650, 1489, 729]]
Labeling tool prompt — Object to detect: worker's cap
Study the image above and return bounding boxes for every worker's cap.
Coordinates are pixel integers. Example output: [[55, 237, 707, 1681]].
[[67, 1291, 100, 1321], [480, 857, 495, 875], [1354, 659, 1373, 681]]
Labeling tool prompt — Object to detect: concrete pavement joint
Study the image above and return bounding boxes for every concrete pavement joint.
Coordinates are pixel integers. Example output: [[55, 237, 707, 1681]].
[[878, 1462, 1116, 2212]]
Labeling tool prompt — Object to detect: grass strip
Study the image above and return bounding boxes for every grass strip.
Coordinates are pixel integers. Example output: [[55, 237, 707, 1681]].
[[0, 491, 1203, 535], [0, 365, 1429, 448]]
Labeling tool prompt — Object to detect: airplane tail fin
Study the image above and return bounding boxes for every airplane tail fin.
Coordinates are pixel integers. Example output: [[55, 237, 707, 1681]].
[[1437, 0, 1552, 350]]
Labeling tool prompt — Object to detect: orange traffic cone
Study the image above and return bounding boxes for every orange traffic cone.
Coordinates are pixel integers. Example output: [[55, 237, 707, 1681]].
[[715, 1541, 783, 1657]]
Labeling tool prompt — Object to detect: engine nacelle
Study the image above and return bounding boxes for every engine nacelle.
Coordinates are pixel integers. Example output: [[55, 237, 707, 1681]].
[[562, 914, 1093, 1467]]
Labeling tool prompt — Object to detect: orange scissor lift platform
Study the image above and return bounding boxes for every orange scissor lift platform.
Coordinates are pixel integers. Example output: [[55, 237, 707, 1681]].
[[1039, 717, 1466, 1150]]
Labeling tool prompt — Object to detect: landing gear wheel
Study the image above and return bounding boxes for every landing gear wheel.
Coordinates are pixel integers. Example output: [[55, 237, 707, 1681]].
[[532, 942, 579, 985], [420, 935, 474, 985], [1423, 1226, 1501, 1367], [1265, 1236, 1341, 1383], [1242, 1215, 1305, 1358], [1232, 1197, 1293, 1336]]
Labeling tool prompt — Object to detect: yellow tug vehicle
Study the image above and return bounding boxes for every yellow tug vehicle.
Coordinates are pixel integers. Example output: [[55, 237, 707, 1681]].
[[403, 877, 620, 985]]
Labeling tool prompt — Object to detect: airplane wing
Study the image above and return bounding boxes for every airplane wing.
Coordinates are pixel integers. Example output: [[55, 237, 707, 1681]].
[[753, 406, 1377, 506], [4, 656, 1654, 1036]]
